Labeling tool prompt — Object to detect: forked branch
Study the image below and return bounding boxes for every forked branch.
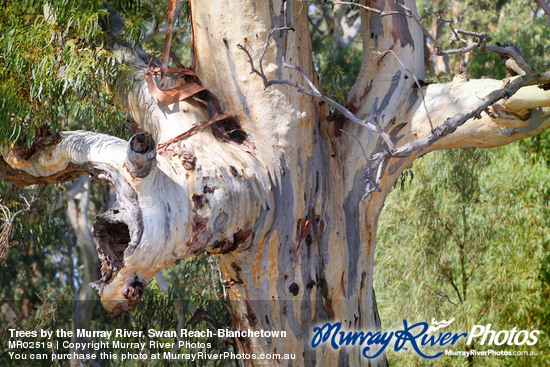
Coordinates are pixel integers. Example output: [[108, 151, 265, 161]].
[[236, 44, 397, 152]]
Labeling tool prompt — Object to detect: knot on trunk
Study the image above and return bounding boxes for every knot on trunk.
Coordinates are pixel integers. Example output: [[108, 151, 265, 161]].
[[125, 132, 157, 178]]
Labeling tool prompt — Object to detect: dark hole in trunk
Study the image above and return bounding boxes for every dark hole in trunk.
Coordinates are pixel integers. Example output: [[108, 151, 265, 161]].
[[93, 213, 131, 281]]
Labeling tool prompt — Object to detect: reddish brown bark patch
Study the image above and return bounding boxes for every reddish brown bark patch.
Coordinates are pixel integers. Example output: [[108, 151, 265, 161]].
[[389, 0, 415, 48], [192, 215, 208, 233], [158, 143, 197, 171], [0, 159, 88, 187], [110, 276, 147, 317]]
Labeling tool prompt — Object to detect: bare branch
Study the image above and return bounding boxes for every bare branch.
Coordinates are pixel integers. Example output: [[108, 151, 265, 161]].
[[142, 0, 158, 42], [485, 43, 537, 75], [426, 8, 465, 45], [143, 0, 187, 43], [237, 44, 268, 86], [426, 284, 458, 307], [156, 113, 232, 149], [237, 43, 396, 151], [334, 0, 531, 75], [160, 0, 178, 80], [438, 261, 463, 303], [242, 1, 550, 199], [327, 1, 401, 17], [340, 129, 368, 161], [392, 74, 544, 158]]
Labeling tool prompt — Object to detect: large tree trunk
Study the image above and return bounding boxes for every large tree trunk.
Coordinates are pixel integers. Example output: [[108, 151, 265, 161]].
[[1, 1, 550, 366]]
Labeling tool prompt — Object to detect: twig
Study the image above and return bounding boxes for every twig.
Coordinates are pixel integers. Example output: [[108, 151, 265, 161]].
[[160, 0, 179, 83], [340, 129, 368, 161], [391, 74, 539, 158], [157, 113, 232, 150], [426, 8, 465, 45], [326, 1, 402, 17], [238, 41, 396, 151]]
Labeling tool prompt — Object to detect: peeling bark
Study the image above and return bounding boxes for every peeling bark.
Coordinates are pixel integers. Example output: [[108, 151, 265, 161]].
[[2, 1, 550, 366]]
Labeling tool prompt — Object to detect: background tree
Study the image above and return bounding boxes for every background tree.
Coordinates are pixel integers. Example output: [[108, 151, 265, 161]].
[[1, 1, 550, 366], [376, 144, 549, 366]]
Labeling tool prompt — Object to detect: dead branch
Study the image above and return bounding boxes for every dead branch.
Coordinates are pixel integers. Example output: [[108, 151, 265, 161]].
[[327, 1, 402, 18], [334, 1, 534, 75], [372, 48, 435, 132], [156, 113, 232, 149], [237, 44, 396, 151], [160, 0, 179, 81]]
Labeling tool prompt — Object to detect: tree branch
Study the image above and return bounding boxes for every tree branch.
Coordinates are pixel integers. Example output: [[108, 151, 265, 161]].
[[0, 131, 126, 185], [142, 0, 158, 42], [0, 195, 36, 260], [237, 44, 396, 151], [397, 75, 550, 156]]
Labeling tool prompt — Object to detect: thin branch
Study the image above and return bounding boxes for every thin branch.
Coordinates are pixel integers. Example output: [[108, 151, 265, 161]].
[[364, 152, 385, 197], [156, 113, 232, 150], [391, 73, 548, 158], [142, 0, 158, 42], [426, 8, 465, 45], [340, 129, 368, 161], [238, 41, 397, 150], [237, 44, 268, 85], [426, 284, 458, 307], [485, 43, 537, 75], [327, 1, 402, 18], [438, 263, 463, 303]]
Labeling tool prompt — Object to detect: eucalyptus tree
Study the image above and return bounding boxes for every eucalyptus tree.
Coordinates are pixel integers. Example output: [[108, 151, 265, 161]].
[[1, 1, 550, 366]]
